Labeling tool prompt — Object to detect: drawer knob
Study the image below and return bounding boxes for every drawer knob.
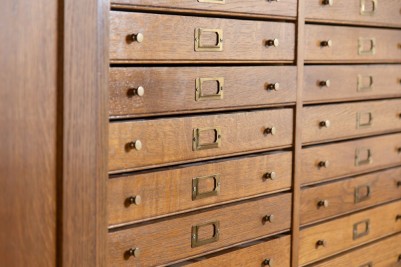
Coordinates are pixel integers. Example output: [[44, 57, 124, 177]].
[[316, 240, 327, 248], [317, 200, 329, 208], [267, 0, 280, 2], [127, 247, 140, 258], [397, 147, 401, 154], [397, 181, 401, 187], [319, 160, 330, 168], [264, 127, 277, 135], [128, 195, 142, 206], [396, 215, 401, 221], [319, 120, 331, 128], [264, 214, 275, 223], [398, 254, 401, 262], [129, 140, 143, 151], [265, 171, 277, 180], [267, 82, 280, 91], [132, 33, 144, 43], [266, 39, 279, 47], [131, 86, 145, 97], [322, 0, 334, 6], [263, 258, 273, 266], [319, 80, 331, 87], [320, 40, 333, 47]]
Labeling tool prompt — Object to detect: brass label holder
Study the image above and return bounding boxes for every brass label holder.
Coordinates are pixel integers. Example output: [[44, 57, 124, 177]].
[[194, 28, 223, 52], [357, 74, 374, 92], [198, 0, 225, 3], [195, 77, 224, 101], [191, 221, 220, 248], [358, 38, 376, 56], [192, 174, 221, 200], [360, 0, 377, 16], [355, 147, 373, 166], [353, 219, 370, 240], [192, 127, 222, 151], [356, 111, 373, 128], [354, 184, 371, 203]]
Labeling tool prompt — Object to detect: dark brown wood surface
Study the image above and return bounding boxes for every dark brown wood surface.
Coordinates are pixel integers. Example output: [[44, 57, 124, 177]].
[[109, 66, 297, 118], [107, 193, 291, 266], [110, 11, 295, 63]]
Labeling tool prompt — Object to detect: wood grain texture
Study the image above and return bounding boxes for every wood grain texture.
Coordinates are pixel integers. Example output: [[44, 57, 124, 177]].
[[183, 235, 291, 267], [300, 167, 401, 225], [304, 65, 401, 104], [299, 200, 401, 266], [305, 0, 401, 28], [108, 151, 292, 226], [302, 99, 401, 144], [301, 133, 401, 185], [107, 193, 292, 267], [109, 66, 297, 118], [311, 233, 401, 267], [0, 1, 58, 266], [110, 11, 295, 63], [111, 0, 297, 18], [109, 109, 293, 173], [305, 24, 401, 63]]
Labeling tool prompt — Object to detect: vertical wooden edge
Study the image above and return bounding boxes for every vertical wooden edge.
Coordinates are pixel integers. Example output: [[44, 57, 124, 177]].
[[292, 0, 305, 266]]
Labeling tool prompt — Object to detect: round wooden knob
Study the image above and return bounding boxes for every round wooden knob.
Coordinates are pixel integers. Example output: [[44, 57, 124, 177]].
[[134, 86, 145, 96], [321, 40, 333, 47], [397, 181, 401, 187], [396, 215, 401, 221], [263, 258, 273, 266], [266, 38, 279, 47], [264, 214, 274, 223], [316, 240, 327, 248], [267, 82, 280, 91], [265, 171, 277, 180], [132, 33, 144, 43], [397, 147, 401, 154], [265, 127, 277, 135], [320, 120, 331, 128], [128, 195, 142, 205], [319, 80, 331, 87], [322, 0, 334, 6], [319, 160, 330, 168], [127, 248, 140, 258], [398, 254, 401, 262], [129, 140, 142, 151], [318, 200, 329, 208]]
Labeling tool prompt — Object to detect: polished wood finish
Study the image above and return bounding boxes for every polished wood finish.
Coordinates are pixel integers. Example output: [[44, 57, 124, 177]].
[[299, 200, 401, 266], [305, 24, 401, 63], [110, 12, 295, 63], [107, 193, 291, 267], [109, 109, 293, 173], [109, 66, 297, 118], [108, 152, 292, 226], [301, 133, 401, 185], [302, 99, 401, 144], [304, 65, 401, 104], [300, 167, 401, 225]]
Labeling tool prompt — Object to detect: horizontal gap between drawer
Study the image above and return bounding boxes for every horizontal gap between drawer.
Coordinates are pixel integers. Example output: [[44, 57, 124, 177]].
[[110, 60, 295, 65], [305, 61, 401, 65], [305, 20, 401, 30], [304, 95, 401, 106], [109, 62, 296, 68]]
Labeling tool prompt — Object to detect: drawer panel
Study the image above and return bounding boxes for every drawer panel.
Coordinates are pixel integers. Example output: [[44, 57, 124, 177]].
[[107, 193, 291, 267], [302, 99, 401, 144], [300, 167, 401, 225], [301, 133, 401, 185], [311, 233, 401, 267], [299, 200, 401, 266], [108, 152, 292, 226], [110, 11, 295, 63], [112, 0, 297, 18], [109, 109, 293, 173], [305, 0, 401, 28], [184, 235, 290, 267], [304, 65, 401, 104], [305, 24, 401, 63], [109, 66, 297, 118]]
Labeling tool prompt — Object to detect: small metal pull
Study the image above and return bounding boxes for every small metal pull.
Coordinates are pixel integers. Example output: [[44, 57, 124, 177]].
[[357, 75, 374, 92], [198, 0, 225, 3], [195, 77, 224, 101], [320, 120, 331, 128], [358, 38, 376, 55], [131, 33, 144, 43], [322, 0, 334, 6], [195, 28, 223, 52], [264, 214, 275, 223], [357, 112, 373, 128], [126, 247, 140, 258], [191, 221, 220, 248], [320, 40, 333, 47], [128, 86, 145, 97], [263, 258, 273, 266], [355, 147, 373, 166], [128, 195, 142, 206], [267, 82, 280, 91], [266, 39, 279, 47], [353, 219, 370, 240], [128, 140, 142, 151], [317, 200, 329, 208], [318, 160, 330, 168], [265, 171, 277, 180], [319, 80, 331, 87], [354, 184, 371, 203], [360, 0, 377, 16], [192, 174, 221, 200], [264, 127, 277, 135], [316, 240, 327, 248], [192, 127, 222, 151]]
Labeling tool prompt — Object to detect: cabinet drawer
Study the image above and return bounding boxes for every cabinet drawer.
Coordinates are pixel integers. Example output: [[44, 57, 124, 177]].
[[110, 11, 295, 63], [300, 167, 401, 225], [109, 109, 293, 173], [305, 0, 401, 28], [107, 193, 291, 267], [108, 152, 292, 226], [299, 200, 401, 266], [184, 235, 290, 267], [111, 0, 297, 18], [302, 99, 401, 144], [301, 133, 401, 185], [305, 25, 401, 63], [311, 233, 401, 267], [304, 65, 401, 104], [109, 66, 297, 118]]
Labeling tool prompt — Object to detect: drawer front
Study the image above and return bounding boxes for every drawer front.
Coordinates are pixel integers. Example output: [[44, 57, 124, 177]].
[[109, 109, 293, 173], [108, 152, 292, 226], [300, 167, 401, 225], [302, 99, 401, 144], [301, 133, 401, 185], [110, 11, 295, 63], [305, 0, 401, 27], [311, 233, 401, 267], [112, 0, 297, 18], [305, 24, 401, 63], [107, 194, 291, 267], [304, 65, 401, 104], [185, 235, 290, 267], [109, 66, 297, 118], [299, 200, 401, 266]]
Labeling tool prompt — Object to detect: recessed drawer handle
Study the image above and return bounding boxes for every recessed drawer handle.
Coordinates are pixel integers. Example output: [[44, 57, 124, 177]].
[[355, 147, 373, 166], [357, 75, 374, 92], [353, 219, 370, 240], [194, 28, 223, 52], [356, 111, 373, 128], [354, 184, 371, 203], [195, 77, 224, 101], [360, 0, 377, 16], [192, 174, 221, 200], [198, 0, 225, 3], [358, 38, 376, 55], [191, 221, 220, 248], [192, 127, 222, 151], [359, 262, 373, 267]]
